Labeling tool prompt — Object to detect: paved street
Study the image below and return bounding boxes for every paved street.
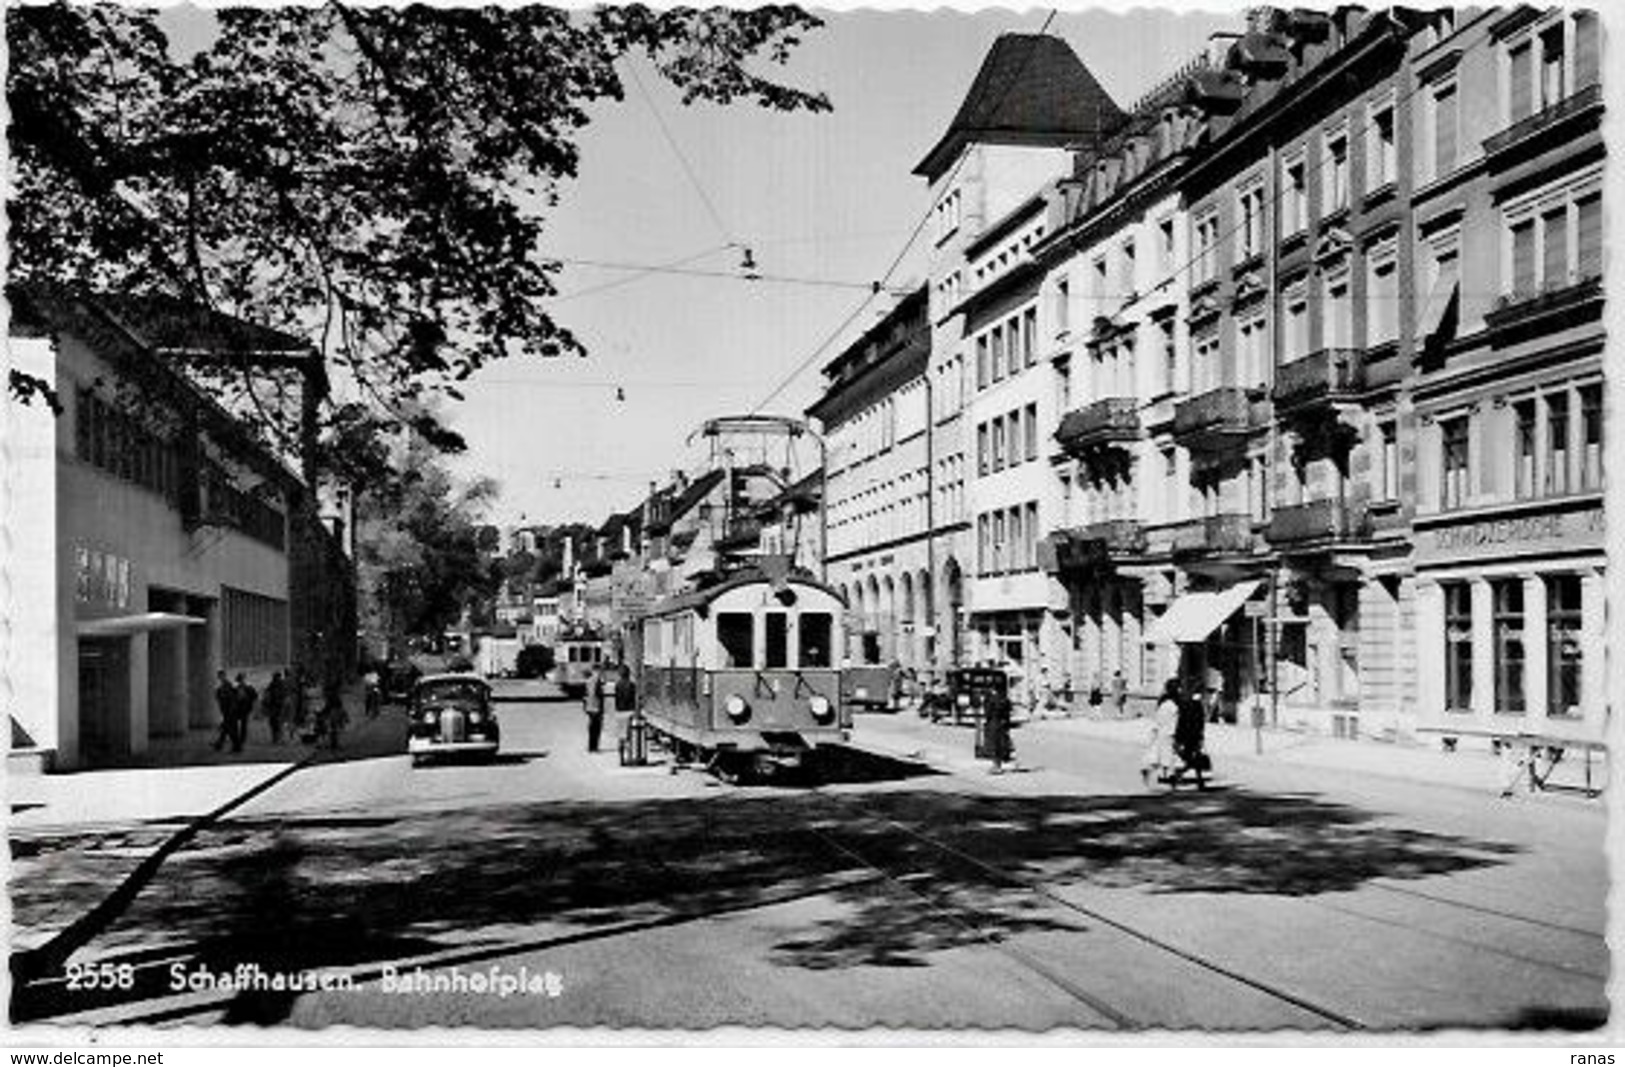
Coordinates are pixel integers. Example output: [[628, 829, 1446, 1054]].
[[9, 684, 1606, 1032]]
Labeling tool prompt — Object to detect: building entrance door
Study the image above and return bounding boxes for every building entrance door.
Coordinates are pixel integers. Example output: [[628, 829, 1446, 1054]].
[[78, 637, 130, 765]]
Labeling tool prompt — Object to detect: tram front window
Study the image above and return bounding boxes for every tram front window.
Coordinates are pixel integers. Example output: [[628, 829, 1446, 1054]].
[[718, 613, 755, 668], [799, 613, 832, 668], [765, 613, 789, 668]]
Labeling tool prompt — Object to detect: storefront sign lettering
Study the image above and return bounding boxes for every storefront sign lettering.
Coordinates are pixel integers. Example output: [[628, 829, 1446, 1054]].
[[1423, 505, 1603, 560], [75, 547, 131, 609], [1433, 514, 1562, 551]]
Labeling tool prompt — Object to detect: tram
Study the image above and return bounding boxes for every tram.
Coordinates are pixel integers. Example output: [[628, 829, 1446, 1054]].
[[637, 569, 850, 779], [553, 624, 609, 699]]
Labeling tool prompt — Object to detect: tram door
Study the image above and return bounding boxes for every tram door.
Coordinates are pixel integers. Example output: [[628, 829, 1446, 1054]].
[[78, 637, 130, 765]]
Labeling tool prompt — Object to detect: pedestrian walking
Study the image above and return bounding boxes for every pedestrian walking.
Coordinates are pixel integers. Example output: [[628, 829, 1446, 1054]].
[[1141, 679, 1181, 787], [612, 665, 637, 712], [320, 679, 347, 751], [232, 673, 256, 752], [985, 684, 1014, 774], [585, 667, 607, 752], [290, 664, 309, 731], [264, 670, 288, 744], [213, 670, 237, 751], [1111, 669, 1128, 719], [363, 665, 381, 719], [1173, 684, 1210, 789]]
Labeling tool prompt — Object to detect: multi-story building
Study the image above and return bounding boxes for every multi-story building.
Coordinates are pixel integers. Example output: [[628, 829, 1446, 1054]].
[[9, 286, 344, 770], [957, 188, 1058, 677], [1036, 46, 1230, 712], [808, 287, 932, 668], [1407, 6, 1606, 749], [915, 32, 1123, 676], [823, 5, 1608, 748]]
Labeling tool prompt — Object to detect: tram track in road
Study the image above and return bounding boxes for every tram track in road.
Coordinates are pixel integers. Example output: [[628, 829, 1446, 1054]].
[[787, 782, 1367, 1032]]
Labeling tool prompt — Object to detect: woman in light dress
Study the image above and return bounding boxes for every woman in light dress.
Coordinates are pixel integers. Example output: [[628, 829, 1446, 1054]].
[[1141, 679, 1182, 787]]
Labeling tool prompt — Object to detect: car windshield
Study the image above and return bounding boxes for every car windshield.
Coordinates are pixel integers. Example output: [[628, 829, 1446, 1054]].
[[417, 681, 488, 707]]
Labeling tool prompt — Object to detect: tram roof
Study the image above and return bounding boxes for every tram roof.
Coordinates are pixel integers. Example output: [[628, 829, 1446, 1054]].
[[646, 569, 846, 618]]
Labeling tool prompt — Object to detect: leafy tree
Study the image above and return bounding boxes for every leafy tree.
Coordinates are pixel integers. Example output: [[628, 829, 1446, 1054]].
[[8, 2, 830, 456], [355, 429, 502, 653]]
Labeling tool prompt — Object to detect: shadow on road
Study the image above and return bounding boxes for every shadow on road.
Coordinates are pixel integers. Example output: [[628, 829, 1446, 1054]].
[[12, 784, 1537, 1027]]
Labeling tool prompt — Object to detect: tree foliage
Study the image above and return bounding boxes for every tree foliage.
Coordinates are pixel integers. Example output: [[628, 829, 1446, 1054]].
[[8, 2, 830, 457], [354, 431, 501, 648]]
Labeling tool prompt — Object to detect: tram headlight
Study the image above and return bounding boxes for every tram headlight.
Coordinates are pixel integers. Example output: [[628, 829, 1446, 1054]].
[[809, 695, 834, 723], [725, 694, 751, 724]]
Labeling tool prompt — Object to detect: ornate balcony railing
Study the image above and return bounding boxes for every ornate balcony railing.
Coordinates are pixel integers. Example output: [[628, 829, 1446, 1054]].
[[1075, 519, 1146, 556], [1040, 520, 1146, 573], [1172, 387, 1254, 442], [1055, 397, 1140, 453], [1169, 512, 1253, 557], [1485, 276, 1603, 333], [1265, 498, 1371, 546], [1483, 83, 1602, 158], [1272, 348, 1366, 411]]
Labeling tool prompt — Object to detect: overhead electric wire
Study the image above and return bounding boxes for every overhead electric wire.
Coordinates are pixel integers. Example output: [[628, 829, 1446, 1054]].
[[749, 8, 1060, 416], [548, 255, 914, 295], [626, 57, 739, 248], [555, 244, 733, 302]]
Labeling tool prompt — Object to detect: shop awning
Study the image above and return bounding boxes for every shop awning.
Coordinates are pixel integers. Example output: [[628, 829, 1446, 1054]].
[[77, 612, 207, 637], [1143, 580, 1261, 645]]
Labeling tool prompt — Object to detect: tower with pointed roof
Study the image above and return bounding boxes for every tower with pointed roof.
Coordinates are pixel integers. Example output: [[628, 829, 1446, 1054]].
[[916, 32, 1124, 674]]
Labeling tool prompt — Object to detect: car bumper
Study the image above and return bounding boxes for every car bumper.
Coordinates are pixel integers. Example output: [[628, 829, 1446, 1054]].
[[409, 737, 499, 757]]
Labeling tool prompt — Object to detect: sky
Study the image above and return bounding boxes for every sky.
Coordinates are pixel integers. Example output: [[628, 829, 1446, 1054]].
[[158, 2, 1248, 530]]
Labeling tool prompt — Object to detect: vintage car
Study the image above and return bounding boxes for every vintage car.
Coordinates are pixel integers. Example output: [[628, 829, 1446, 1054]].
[[408, 673, 500, 765]]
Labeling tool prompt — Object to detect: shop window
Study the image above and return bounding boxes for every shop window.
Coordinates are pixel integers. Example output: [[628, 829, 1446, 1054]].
[[1546, 575, 1582, 718], [1492, 579, 1525, 714], [1444, 582, 1473, 713]]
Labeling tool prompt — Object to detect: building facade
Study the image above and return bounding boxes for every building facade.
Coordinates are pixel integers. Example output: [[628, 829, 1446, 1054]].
[[9, 288, 327, 770], [808, 287, 933, 668], [817, 5, 1608, 745]]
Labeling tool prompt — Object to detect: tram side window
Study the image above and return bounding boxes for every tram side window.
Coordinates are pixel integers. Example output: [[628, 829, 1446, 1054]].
[[764, 613, 789, 669], [717, 612, 755, 668], [799, 613, 833, 668]]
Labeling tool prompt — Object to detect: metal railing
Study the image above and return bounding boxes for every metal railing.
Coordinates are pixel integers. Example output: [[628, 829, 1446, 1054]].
[[1273, 347, 1366, 409], [1483, 83, 1602, 157]]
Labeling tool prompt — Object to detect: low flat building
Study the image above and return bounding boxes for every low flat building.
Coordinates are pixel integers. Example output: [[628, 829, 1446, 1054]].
[[9, 287, 330, 770]]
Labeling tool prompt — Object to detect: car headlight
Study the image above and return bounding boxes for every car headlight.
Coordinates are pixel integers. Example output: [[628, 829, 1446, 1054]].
[[809, 695, 834, 723], [468, 711, 483, 724], [424, 709, 440, 724], [956, 694, 971, 708], [724, 694, 750, 724]]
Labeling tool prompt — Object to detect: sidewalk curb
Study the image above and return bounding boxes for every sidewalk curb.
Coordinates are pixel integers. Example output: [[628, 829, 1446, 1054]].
[[9, 752, 316, 985]]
